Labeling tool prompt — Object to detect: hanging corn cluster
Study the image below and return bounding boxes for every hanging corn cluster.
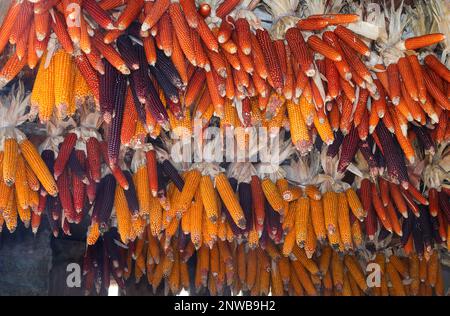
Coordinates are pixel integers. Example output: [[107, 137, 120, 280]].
[[0, 0, 448, 297]]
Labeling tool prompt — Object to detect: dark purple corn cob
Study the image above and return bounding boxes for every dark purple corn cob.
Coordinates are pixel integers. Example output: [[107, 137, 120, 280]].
[[150, 64, 179, 104], [161, 159, 184, 191], [41, 149, 55, 174], [116, 35, 140, 71], [337, 126, 359, 173], [438, 191, 450, 221], [107, 73, 127, 166], [98, 174, 116, 232], [178, 229, 190, 251], [103, 229, 120, 268], [327, 131, 344, 158], [375, 122, 409, 188], [102, 244, 111, 291], [412, 125, 435, 154], [129, 80, 148, 125], [126, 22, 142, 39], [155, 49, 184, 90], [412, 216, 424, 257], [123, 171, 139, 217], [374, 146, 386, 174], [359, 140, 378, 174], [47, 196, 61, 237], [91, 176, 106, 223], [238, 182, 253, 232], [401, 212, 413, 246], [430, 216, 442, 244], [418, 206, 433, 251], [265, 199, 280, 237], [68, 150, 89, 184], [144, 79, 170, 129], [100, 60, 118, 122]]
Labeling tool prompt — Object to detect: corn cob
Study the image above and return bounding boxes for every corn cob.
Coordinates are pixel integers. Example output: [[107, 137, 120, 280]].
[[402, 33, 445, 50], [256, 29, 283, 92], [295, 197, 310, 247], [215, 173, 245, 229], [337, 192, 352, 250]]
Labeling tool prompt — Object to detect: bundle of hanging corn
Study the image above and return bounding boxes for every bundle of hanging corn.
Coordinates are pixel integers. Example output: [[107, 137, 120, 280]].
[[0, 83, 57, 233], [0, 0, 448, 297]]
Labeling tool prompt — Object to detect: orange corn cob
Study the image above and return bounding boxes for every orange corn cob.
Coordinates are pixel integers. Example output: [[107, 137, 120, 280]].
[[0, 53, 27, 88], [34, 10, 50, 41], [387, 63, 401, 105], [407, 55, 427, 104], [27, 21, 38, 69], [286, 27, 314, 77], [423, 68, 450, 110], [197, 16, 219, 53], [297, 17, 329, 30], [0, 1, 21, 55], [92, 33, 130, 74], [334, 25, 370, 57], [158, 13, 173, 57], [307, 35, 342, 61], [141, 0, 170, 32], [311, 14, 360, 25], [9, 1, 32, 45], [397, 56, 419, 101], [424, 54, 450, 83], [51, 11, 74, 54], [116, 0, 144, 30], [402, 33, 445, 50], [169, 3, 196, 66]]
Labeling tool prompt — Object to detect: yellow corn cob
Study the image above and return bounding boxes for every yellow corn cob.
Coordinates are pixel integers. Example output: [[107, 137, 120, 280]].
[[282, 200, 297, 233], [344, 255, 368, 292], [409, 254, 420, 296], [282, 186, 302, 202], [181, 205, 191, 234], [282, 229, 296, 257], [323, 191, 340, 248], [337, 192, 352, 250], [342, 271, 352, 296], [200, 175, 219, 222], [3, 138, 18, 186], [271, 261, 284, 296], [24, 161, 39, 191], [290, 259, 317, 296], [31, 53, 55, 123], [16, 196, 31, 227], [149, 195, 162, 236], [74, 68, 92, 104], [134, 165, 151, 217], [215, 173, 246, 229], [176, 169, 201, 211], [351, 220, 363, 249], [14, 154, 29, 209], [261, 178, 284, 213], [279, 256, 291, 288], [3, 191, 17, 233], [427, 252, 438, 287], [289, 265, 305, 296], [319, 246, 332, 276], [304, 185, 321, 200], [87, 222, 100, 245], [190, 190, 203, 249], [389, 255, 409, 279], [287, 99, 310, 153], [114, 184, 132, 243], [53, 49, 75, 119], [304, 217, 316, 258], [310, 198, 326, 242], [345, 188, 366, 221], [276, 178, 289, 215], [19, 140, 58, 196], [295, 196, 310, 247], [331, 250, 344, 291], [386, 262, 406, 296], [291, 246, 320, 276]]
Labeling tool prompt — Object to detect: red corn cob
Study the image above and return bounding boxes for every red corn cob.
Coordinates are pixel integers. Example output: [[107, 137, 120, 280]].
[[337, 127, 359, 173], [397, 56, 419, 101], [0, 51, 25, 89], [180, 0, 199, 28], [235, 18, 252, 56], [235, 39, 254, 74], [407, 55, 427, 104], [79, 16, 91, 54], [15, 24, 28, 61], [207, 48, 227, 77], [325, 58, 340, 99], [322, 31, 352, 80], [333, 25, 370, 57], [387, 63, 401, 105], [121, 88, 138, 145], [406, 183, 428, 205], [169, 3, 196, 66], [353, 89, 369, 126], [171, 30, 189, 85], [222, 49, 241, 70], [218, 17, 234, 44], [220, 38, 237, 54], [141, 0, 170, 32], [27, 22, 38, 69], [424, 54, 450, 83], [250, 33, 269, 80], [34, 10, 50, 41], [116, 0, 144, 30], [297, 18, 329, 30], [360, 180, 376, 239], [74, 53, 100, 104], [197, 16, 219, 52], [338, 39, 372, 84], [99, 142, 129, 190], [158, 13, 173, 57], [256, 29, 284, 92], [145, 149, 158, 197], [216, 0, 241, 19], [286, 27, 315, 77], [400, 188, 420, 217], [31, 211, 41, 234], [92, 32, 130, 75], [307, 35, 342, 61], [86, 137, 102, 183], [386, 200, 401, 236], [401, 82, 425, 123], [423, 68, 450, 110], [99, 0, 128, 11], [86, 46, 105, 74], [357, 107, 369, 140], [371, 182, 388, 222], [378, 177, 390, 207], [428, 188, 439, 217], [54, 133, 78, 180], [86, 176, 97, 204], [273, 40, 287, 76], [310, 14, 360, 25], [9, 1, 32, 45], [402, 33, 445, 50], [73, 151, 86, 213], [0, 1, 21, 55], [51, 11, 74, 54], [205, 69, 224, 117], [283, 46, 295, 100], [339, 95, 353, 135], [57, 168, 75, 223], [339, 76, 356, 103], [83, 0, 115, 30], [143, 35, 157, 65]]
